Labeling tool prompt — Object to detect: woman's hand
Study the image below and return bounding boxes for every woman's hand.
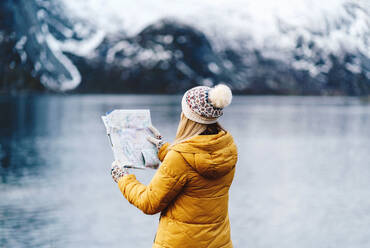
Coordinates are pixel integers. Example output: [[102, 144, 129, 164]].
[[111, 160, 129, 183], [147, 125, 165, 149]]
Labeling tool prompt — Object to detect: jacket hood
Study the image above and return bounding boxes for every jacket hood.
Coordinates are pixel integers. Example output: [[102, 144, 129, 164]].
[[171, 131, 238, 179]]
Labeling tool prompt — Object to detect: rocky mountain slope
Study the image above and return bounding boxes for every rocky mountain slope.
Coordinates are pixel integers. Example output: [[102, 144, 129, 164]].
[[0, 0, 369, 95]]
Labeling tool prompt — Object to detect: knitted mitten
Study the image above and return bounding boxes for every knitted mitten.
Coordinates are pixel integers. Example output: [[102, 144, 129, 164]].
[[147, 125, 165, 149], [111, 161, 129, 183]]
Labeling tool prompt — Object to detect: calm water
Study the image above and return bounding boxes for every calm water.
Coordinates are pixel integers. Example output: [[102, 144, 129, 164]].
[[1, 95, 370, 248]]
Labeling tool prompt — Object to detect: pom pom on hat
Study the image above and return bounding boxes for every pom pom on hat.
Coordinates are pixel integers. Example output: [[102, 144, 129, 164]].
[[208, 84, 232, 108]]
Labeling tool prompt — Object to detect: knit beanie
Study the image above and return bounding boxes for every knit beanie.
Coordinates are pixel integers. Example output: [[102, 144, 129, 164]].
[[181, 84, 233, 124]]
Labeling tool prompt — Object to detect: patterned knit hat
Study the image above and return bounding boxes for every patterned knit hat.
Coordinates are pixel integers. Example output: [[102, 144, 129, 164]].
[[181, 84, 233, 124]]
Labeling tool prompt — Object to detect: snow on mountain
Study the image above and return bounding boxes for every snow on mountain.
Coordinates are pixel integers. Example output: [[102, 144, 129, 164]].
[[56, 0, 370, 92], [62, 0, 369, 57], [1, 0, 369, 94]]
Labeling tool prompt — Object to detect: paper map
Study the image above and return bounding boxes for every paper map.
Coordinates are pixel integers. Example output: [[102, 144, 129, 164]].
[[101, 109, 160, 169]]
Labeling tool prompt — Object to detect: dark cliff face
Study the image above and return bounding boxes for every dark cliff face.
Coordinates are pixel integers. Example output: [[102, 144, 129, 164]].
[[74, 19, 234, 93], [0, 0, 369, 95], [0, 0, 44, 92]]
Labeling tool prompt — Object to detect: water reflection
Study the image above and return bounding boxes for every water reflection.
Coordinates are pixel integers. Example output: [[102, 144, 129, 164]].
[[1, 95, 370, 247]]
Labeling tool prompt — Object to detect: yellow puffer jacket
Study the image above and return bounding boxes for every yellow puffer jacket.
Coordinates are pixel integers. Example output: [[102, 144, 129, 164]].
[[118, 130, 238, 248]]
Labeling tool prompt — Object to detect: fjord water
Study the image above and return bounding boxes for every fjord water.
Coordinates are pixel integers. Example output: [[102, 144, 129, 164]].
[[1, 95, 370, 248]]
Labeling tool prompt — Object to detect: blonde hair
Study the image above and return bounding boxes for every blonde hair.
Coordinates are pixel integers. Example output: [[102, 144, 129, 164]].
[[171, 113, 224, 147]]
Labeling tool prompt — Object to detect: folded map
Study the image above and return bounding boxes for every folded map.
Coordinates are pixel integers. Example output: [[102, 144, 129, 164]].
[[102, 109, 160, 169]]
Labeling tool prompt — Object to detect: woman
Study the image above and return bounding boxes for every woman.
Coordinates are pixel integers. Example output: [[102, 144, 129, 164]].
[[111, 84, 238, 248]]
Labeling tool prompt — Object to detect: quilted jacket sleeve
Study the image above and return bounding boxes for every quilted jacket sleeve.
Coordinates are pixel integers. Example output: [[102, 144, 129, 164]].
[[117, 150, 188, 215]]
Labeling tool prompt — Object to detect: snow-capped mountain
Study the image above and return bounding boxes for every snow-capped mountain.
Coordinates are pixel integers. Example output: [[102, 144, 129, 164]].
[[0, 0, 369, 94]]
